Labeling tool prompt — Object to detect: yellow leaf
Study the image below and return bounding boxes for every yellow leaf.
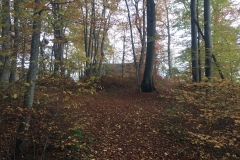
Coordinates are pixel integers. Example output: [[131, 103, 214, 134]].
[[25, 83, 30, 86], [13, 94, 18, 99]]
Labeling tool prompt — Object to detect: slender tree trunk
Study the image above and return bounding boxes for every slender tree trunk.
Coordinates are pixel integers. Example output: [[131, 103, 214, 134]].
[[0, 0, 11, 84], [85, 0, 94, 76], [164, 0, 172, 78], [212, 54, 224, 79], [9, 0, 19, 83], [191, 0, 199, 82], [89, 0, 96, 76], [83, 2, 88, 76], [134, 0, 146, 77], [125, 0, 139, 87], [141, 0, 156, 92], [196, 0, 201, 81], [98, 5, 110, 75], [21, 38, 26, 77], [98, 5, 105, 75], [192, 17, 224, 79], [122, 27, 126, 77], [193, 17, 224, 80], [14, 0, 42, 157], [139, 0, 146, 76], [204, 0, 212, 80]]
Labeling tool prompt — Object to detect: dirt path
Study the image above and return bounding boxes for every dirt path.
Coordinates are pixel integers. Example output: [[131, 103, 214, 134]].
[[77, 89, 187, 159]]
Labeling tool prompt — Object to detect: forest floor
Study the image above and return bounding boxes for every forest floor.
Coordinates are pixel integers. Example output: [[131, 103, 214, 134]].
[[1, 76, 240, 159], [67, 88, 240, 160]]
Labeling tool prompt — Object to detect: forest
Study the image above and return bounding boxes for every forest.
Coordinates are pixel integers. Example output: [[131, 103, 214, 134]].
[[0, 0, 240, 159]]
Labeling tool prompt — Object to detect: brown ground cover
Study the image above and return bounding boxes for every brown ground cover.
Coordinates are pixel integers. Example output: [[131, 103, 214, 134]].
[[0, 76, 240, 159]]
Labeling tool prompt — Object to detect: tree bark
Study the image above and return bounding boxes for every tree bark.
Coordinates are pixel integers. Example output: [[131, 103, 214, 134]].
[[204, 0, 212, 80], [9, 0, 19, 83], [191, 0, 199, 82], [196, 0, 201, 81], [52, 0, 65, 76], [141, 0, 156, 92], [83, 1, 88, 76], [133, 0, 146, 76], [87, 0, 95, 76], [122, 25, 126, 77], [164, 0, 172, 78], [0, 0, 11, 84], [125, 0, 140, 87], [193, 17, 224, 80], [14, 0, 42, 156]]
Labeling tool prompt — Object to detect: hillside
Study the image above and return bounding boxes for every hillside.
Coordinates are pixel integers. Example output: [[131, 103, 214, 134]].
[[0, 76, 240, 159]]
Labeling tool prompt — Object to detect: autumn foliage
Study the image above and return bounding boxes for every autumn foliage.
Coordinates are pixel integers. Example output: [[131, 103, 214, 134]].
[[0, 75, 239, 159]]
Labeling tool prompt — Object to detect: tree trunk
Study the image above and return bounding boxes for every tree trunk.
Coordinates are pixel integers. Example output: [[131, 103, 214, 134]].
[[0, 0, 11, 84], [139, 0, 146, 76], [191, 0, 199, 82], [99, 10, 111, 75], [122, 26, 126, 77], [125, 0, 140, 87], [204, 0, 212, 80], [141, 0, 156, 92], [193, 16, 224, 80], [133, 0, 146, 77], [9, 0, 19, 83], [14, 0, 42, 156], [52, 0, 65, 76], [83, 1, 89, 76], [164, 0, 172, 78], [196, 0, 201, 81], [84, 0, 94, 76]]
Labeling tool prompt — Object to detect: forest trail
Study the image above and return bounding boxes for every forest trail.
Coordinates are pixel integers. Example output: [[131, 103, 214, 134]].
[[75, 89, 190, 159]]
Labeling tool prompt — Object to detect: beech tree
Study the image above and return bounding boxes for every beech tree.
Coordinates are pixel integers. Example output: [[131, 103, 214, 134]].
[[81, 0, 116, 76], [9, 0, 20, 83], [15, 0, 43, 156], [191, 0, 199, 82], [141, 0, 156, 92], [0, 0, 11, 84], [125, 0, 139, 86], [165, 0, 172, 78], [52, 0, 66, 76], [204, 0, 212, 80], [132, 0, 146, 78]]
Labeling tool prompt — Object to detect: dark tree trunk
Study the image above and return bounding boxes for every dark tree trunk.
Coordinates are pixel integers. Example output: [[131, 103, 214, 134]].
[[141, 0, 156, 92], [139, 0, 146, 75], [204, 0, 212, 80], [83, 1, 88, 76], [122, 27, 126, 77], [196, 0, 201, 81], [193, 8, 224, 80], [87, 0, 95, 76], [0, 0, 11, 84], [52, 0, 65, 76], [14, 0, 42, 156], [191, 0, 199, 82]]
